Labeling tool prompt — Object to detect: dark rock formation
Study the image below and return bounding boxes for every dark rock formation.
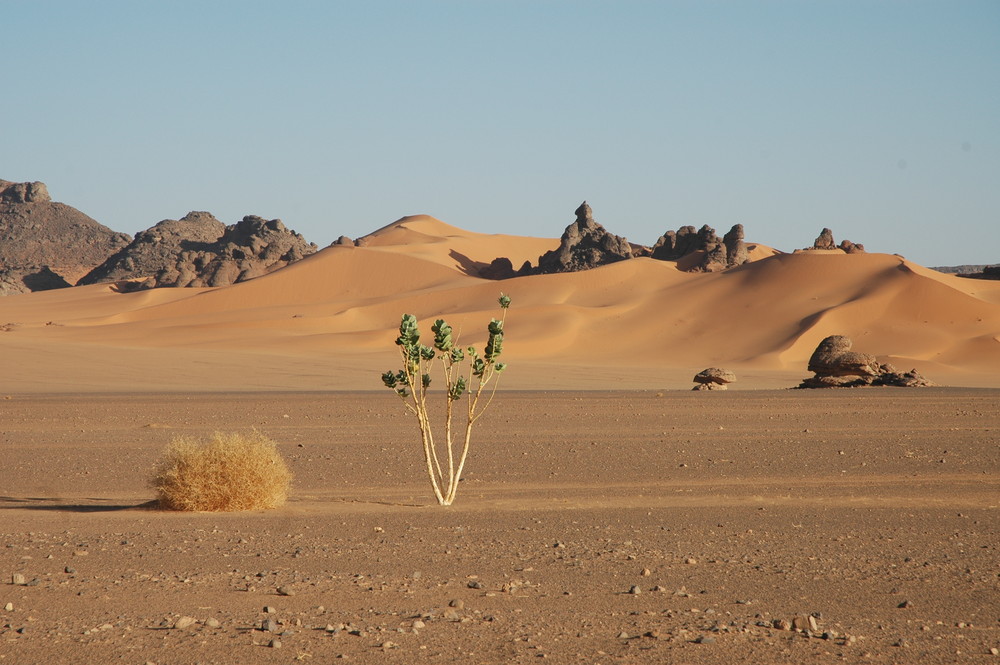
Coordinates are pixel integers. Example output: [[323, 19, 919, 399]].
[[525, 202, 633, 274], [651, 223, 749, 272], [480, 257, 517, 280], [78, 212, 317, 290], [723, 224, 749, 266], [812, 228, 836, 250], [651, 225, 707, 261], [0, 179, 132, 295], [692, 368, 736, 391], [797, 335, 934, 388], [838, 239, 865, 254], [806, 228, 865, 253]]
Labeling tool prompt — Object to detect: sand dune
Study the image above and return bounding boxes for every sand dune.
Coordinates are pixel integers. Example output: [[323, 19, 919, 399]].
[[1, 215, 998, 391]]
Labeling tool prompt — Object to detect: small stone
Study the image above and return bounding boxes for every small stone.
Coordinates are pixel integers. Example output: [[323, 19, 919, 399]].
[[269, 639, 281, 649], [553, 542, 565, 549], [205, 618, 221, 628], [617, 632, 630, 639], [173, 616, 196, 630], [64, 567, 76, 574], [262, 618, 278, 632], [449, 599, 464, 609], [412, 620, 425, 630], [277, 586, 295, 596], [773, 619, 792, 631], [685, 557, 698, 565], [641, 568, 651, 577], [695, 635, 716, 644], [380, 641, 398, 649], [4, 602, 12, 611], [263, 606, 276, 614], [808, 615, 819, 632], [467, 581, 483, 589], [11, 573, 26, 585], [443, 609, 461, 621], [792, 616, 809, 631], [989, 647, 998, 656], [898, 600, 912, 608], [628, 585, 641, 595]]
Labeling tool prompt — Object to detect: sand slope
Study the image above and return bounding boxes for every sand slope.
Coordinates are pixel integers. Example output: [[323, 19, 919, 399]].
[[1, 215, 999, 391]]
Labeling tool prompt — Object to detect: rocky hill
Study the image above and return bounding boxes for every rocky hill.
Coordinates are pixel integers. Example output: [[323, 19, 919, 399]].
[[78, 212, 318, 290], [0, 180, 132, 295]]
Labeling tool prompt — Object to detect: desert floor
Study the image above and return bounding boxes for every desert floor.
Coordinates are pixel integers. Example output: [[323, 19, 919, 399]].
[[1, 389, 997, 664]]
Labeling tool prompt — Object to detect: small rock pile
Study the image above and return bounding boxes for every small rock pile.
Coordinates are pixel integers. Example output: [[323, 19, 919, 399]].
[[797, 335, 934, 388], [692, 368, 736, 391], [805, 228, 864, 254]]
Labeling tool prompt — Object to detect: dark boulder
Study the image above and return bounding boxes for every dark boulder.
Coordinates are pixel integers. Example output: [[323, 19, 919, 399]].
[[692, 368, 736, 391], [798, 335, 933, 388]]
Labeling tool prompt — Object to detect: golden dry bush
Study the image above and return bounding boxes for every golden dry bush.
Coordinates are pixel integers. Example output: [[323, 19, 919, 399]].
[[152, 431, 292, 511]]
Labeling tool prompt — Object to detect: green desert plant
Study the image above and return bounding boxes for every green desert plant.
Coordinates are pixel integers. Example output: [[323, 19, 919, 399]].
[[152, 430, 292, 511], [382, 294, 511, 505]]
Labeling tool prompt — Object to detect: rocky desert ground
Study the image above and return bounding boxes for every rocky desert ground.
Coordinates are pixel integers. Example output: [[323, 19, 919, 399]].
[[2, 389, 997, 664], [2, 198, 999, 663]]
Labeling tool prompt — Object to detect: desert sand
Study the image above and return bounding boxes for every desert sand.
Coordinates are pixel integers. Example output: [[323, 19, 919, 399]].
[[2, 390, 998, 664], [1, 216, 998, 663], [1, 215, 999, 392]]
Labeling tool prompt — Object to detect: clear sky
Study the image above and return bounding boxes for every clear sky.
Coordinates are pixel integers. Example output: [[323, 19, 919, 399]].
[[3, 1, 998, 266]]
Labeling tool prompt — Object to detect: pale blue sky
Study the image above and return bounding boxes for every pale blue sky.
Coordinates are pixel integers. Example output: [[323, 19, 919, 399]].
[[3, 1, 998, 266]]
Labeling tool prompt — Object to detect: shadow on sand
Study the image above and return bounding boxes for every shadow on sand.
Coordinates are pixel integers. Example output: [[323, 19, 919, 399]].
[[0, 496, 158, 513]]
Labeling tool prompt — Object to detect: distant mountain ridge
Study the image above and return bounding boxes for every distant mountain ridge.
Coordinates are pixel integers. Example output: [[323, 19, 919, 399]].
[[2, 177, 997, 296], [0, 179, 316, 295]]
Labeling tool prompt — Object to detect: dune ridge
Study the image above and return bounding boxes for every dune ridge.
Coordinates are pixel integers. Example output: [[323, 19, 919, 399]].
[[1, 215, 998, 392]]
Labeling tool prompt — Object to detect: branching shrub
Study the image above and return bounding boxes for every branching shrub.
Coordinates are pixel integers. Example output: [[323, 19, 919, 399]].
[[152, 431, 292, 511], [381, 294, 511, 505]]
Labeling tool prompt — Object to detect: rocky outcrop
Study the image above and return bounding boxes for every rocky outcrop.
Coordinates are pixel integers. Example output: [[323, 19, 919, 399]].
[[651, 223, 749, 272], [651, 225, 711, 260], [78, 212, 317, 290], [0, 179, 132, 295], [797, 335, 934, 388], [955, 265, 1000, 281], [692, 367, 736, 391], [806, 228, 865, 254], [0, 180, 50, 203], [522, 202, 633, 274]]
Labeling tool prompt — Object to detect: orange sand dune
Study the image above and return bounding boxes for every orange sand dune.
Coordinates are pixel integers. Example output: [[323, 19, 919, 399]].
[[1, 216, 998, 392]]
